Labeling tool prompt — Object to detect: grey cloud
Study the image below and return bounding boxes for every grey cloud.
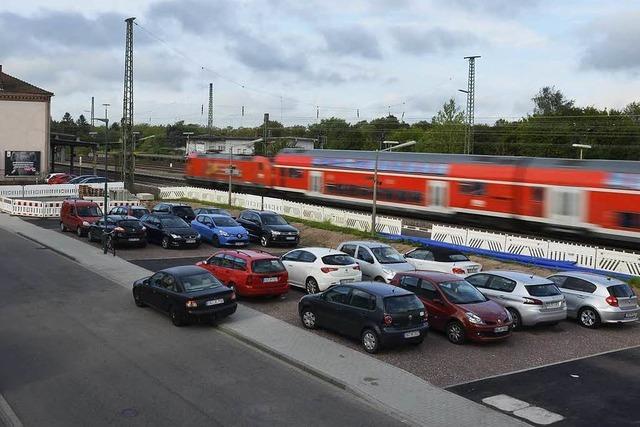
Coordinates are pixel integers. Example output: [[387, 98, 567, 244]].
[[392, 27, 478, 55], [445, 0, 540, 16], [227, 33, 309, 73], [322, 27, 382, 59], [580, 13, 640, 72], [148, 0, 236, 34]]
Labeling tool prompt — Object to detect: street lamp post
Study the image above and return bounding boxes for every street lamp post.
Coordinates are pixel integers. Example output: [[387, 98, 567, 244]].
[[228, 147, 233, 206], [183, 132, 194, 153], [371, 140, 417, 235], [93, 104, 110, 252], [572, 143, 591, 160]]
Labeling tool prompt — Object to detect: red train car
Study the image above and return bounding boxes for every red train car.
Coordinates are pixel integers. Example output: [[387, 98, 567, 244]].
[[185, 152, 273, 189]]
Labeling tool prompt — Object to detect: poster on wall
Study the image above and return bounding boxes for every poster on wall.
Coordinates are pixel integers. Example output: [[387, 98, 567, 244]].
[[5, 151, 41, 176]]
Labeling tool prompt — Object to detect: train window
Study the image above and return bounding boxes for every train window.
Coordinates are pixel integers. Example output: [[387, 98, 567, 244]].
[[617, 212, 640, 229], [532, 187, 544, 202], [459, 182, 486, 196], [288, 168, 303, 179]]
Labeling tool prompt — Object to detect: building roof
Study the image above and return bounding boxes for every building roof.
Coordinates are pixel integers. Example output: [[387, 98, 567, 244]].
[[0, 65, 53, 99]]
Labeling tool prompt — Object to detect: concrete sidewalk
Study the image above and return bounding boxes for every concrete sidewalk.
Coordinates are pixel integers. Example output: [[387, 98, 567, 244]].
[[0, 213, 525, 427]]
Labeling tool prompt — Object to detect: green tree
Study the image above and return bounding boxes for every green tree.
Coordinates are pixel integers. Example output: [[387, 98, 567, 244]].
[[532, 86, 575, 115]]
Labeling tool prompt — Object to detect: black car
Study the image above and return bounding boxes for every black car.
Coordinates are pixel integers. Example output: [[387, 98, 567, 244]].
[[109, 205, 150, 219], [237, 210, 299, 247], [87, 215, 147, 247], [152, 202, 196, 223], [140, 213, 201, 249], [298, 282, 428, 353], [132, 265, 237, 326], [193, 207, 232, 217]]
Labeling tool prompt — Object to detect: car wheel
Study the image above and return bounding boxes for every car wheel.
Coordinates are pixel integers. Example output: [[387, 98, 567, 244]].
[[301, 307, 317, 329], [446, 321, 466, 345], [374, 276, 386, 283], [507, 308, 521, 330], [212, 235, 220, 247], [260, 235, 269, 247], [305, 277, 320, 294], [170, 307, 186, 327], [88, 230, 96, 242], [578, 307, 601, 329], [361, 329, 380, 354], [60, 222, 67, 232], [161, 236, 170, 249], [133, 289, 146, 307], [76, 226, 84, 237]]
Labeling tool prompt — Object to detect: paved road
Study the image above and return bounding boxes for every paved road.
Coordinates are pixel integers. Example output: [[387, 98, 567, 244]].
[[448, 346, 640, 426], [0, 229, 405, 427]]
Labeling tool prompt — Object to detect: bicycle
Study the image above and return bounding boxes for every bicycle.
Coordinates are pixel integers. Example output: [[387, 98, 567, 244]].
[[102, 230, 116, 256]]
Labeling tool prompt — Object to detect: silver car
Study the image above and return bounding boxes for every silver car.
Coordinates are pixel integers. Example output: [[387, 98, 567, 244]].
[[547, 271, 639, 328], [466, 271, 567, 329], [337, 241, 415, 283]]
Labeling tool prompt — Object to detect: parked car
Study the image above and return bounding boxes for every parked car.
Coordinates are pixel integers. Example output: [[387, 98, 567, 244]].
[[280, 247, 362, 293], [404, 245, 482, 276], [196, 249, 289, 297], [193, 207, 232, 217], [391, 271, 512, 344], [67, 175, 98, 184], [298, 282, 428, 353], [87, 215, 147, 247], [337, 241, 415, 283], [109, 205, 150, 219], [190, 214, 249, 247], [547, 272, 639, 328], [237, 210, 299, 247], [80, 176, 108, 183], [46, 172, 65, 181], [47, 173, 76, 184], [466, 271, 567, 329], [60, 199, 103, 236], [152, 202, 196, 223], [140, 213, 201, 249], [132, 265, 237, 326]]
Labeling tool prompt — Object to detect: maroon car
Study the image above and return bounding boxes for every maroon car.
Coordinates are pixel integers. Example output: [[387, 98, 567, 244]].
[[391, 271, 513, 344]]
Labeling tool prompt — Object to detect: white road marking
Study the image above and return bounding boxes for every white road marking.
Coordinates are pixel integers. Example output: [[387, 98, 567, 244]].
[[0, 393, 22, 427], [482, 394, 530, 412], [514, 406, 565, 425]]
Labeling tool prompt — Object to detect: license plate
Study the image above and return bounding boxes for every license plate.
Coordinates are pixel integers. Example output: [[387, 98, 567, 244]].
[[546, 302, 561, 308], [494, 326, 509, 333], [340, 279, 353, 284], [186, 239, 196, 244], [235, 242, 244, 246], [404, 331, 420, 339], [285, 236, 295, 240], [205, 298, 224, 306], [263, 277, 278, 283], [625, 312, 638, 319], [128, 238, 140, 241]]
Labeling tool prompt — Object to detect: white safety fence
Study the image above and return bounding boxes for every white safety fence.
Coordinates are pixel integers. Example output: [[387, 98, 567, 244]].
[[432, 224, 640, 277], [0, 182, 136, 218], [159, 186, 403, 235]]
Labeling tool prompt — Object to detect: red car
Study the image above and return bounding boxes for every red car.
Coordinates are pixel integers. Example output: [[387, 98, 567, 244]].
[[196, 250, 289, 297], [391, 271, 512, 344], [48, 173, 76, 184], [60, 199, 103, 237]]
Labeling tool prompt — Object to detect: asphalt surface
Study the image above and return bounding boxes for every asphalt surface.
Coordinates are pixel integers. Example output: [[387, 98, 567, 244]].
[[448, 346, 640, 426], [0, 228, 406, 427]]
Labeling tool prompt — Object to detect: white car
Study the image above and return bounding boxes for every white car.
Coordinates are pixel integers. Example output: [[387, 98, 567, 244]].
[[280, 247, 362, 294], [337, 241, 415, 283], [404, 246, 482, 276]]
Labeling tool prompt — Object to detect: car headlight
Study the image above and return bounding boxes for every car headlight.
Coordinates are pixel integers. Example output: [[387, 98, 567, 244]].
[[170, 233, 181, 239], [141, 226, 146, 231], [271, 230, 281, 236], [195, 233, 201, 239], [82, 221, 90, 227], [219, 230, 230, 237], [465, 312, 484, 325]]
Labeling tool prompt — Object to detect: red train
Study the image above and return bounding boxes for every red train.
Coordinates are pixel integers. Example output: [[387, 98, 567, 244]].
[[185, 150, 640, 243]]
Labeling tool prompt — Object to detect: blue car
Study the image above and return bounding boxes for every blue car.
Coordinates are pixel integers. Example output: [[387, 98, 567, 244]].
[[191, 214, 249, 247]]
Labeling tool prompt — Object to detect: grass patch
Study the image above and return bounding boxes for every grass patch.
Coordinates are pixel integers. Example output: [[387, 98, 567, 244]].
[[628, 276, 640, 292]]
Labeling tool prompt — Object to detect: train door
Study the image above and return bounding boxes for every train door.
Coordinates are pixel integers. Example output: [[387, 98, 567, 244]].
[[309, 171, 323, 194], [428, 181, 448, 210], [547, 187, 585, 225]]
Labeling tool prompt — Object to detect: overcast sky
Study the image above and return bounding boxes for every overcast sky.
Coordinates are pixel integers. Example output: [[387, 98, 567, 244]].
[[1, 0, 639, 127]]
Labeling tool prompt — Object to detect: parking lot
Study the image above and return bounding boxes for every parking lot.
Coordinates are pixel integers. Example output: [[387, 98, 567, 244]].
[[25, 216, 640, 389]]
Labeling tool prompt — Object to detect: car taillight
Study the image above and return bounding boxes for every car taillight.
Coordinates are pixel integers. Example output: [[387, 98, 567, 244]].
[[321, 267, 339, 273], [230, 291, 237, 301], [185, 300, 198, 308], [606, 296, 619, 307], [522, 297, 543, 305], [452, 267, 466, 275], [421, 310, 428, 320], [383, 314, 393, 326], [353, 265, 360, 271]]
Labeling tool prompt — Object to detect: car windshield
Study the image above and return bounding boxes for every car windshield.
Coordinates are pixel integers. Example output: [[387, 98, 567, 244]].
[[180, 272, 222, 292], [439, 280, 487, 304], [371, 246, 405, 264], [160, 217, 189, 228], [261, 214, 287, 225], [131, 208, 149, 218], [526, 283, 562, 297], [384, 295, 423, 313], [608, 284, 636, 298], [448, 254, 469, 262], [204, 208, 231, 216], [252, 259, 286, 273], [322, 254, 356, 266], [174, 206, 195, 217], [213, 217, 238, 227], [76, 205, 102, 217]]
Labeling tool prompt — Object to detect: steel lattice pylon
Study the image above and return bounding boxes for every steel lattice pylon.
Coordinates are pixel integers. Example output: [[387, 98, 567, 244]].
[[208, 83, 214, 134], [464, 55, 480, 155], [122, 17, 135, 190]]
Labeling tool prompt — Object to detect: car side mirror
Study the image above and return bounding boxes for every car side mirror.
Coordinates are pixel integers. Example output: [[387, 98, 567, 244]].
[[143, 278, 150, 285]]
